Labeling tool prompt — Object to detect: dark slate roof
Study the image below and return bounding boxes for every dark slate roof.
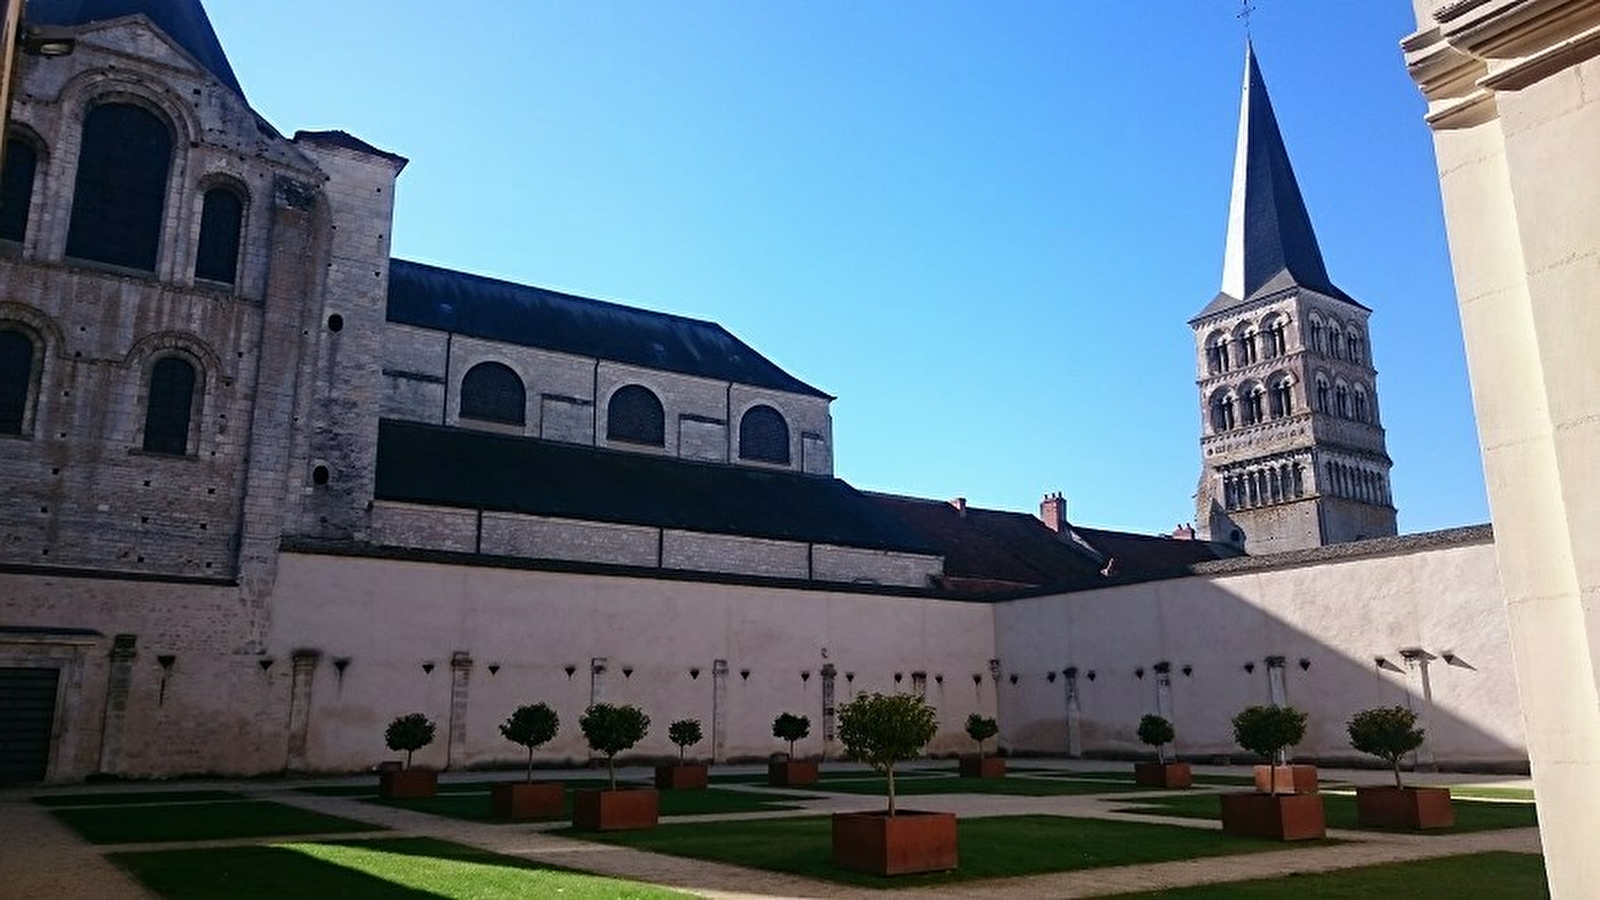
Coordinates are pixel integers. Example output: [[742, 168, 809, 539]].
[[1194, 43, 1356, 322], [295, 130, 408, 169], [866, 495, 1241, 597], [30, 0, 243, 97], [375, 419, 933, 554], [388, 259, 830, 399]]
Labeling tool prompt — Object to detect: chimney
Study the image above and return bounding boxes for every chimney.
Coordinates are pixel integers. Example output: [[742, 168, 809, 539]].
[[1172, 523, 1196, 540], [1039, 492, 1066, 532], [949, 497, 967, 517]]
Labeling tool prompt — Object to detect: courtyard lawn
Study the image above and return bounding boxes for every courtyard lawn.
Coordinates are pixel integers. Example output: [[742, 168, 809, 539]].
[[47, 798, 381, 845], [1119, 851, 1547, 898], [564, 814, 1336, 888], [110, 836, 691, 900], [1421, 784, 1536, 802], [796, 771, 1149, 797], [298, 779, 801, 822], [33, 789, 247, 807], [1111, 791, 1538, 833]]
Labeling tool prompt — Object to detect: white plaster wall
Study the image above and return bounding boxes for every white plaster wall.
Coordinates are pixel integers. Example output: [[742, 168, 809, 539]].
[[995, 538, 1525, 768], [267, 552, 998, 771]]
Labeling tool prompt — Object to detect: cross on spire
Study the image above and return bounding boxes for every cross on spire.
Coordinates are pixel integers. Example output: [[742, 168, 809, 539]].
[[1238, 0, 1257, 34]]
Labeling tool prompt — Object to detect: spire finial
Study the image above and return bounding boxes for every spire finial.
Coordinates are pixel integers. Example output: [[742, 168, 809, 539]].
[[1238, 1, 1257, 35]]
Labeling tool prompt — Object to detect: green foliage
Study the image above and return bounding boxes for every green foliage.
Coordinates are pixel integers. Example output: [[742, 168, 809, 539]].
[[1231, 705, 1307, 794], [965, 713, 999, 758], [384, 713, 436, 769], [771, 712, 810, 758], [499, 703, 560, 782], [668, 718, 703, 762], [1347, 706, 1426, 788], [1137, 714, 1176, 763], [836, 692, 939, 814], [579, 703, 650, 790]]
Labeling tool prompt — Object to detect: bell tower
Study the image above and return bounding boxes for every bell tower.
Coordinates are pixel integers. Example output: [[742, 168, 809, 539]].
[[1192, 44, 1397, 553]]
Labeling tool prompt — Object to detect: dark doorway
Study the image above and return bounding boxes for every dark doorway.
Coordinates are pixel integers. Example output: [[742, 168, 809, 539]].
[[0, 667, 59, 783]]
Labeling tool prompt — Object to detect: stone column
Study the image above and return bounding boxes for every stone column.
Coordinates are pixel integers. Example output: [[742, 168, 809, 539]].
[[447, 652, 472, 770], [285, 649, 319, 772], [96, 634, 136, 776], [711, 659, 728, 764]]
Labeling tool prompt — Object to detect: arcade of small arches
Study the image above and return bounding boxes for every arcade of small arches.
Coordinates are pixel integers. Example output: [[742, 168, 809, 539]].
[[1324, 459, 1391, 507], [1208, 373, 1297, 432], [1221, 459, 1307, 510], [1203, 309, 1364, 377], [454, 360, 793, 464]]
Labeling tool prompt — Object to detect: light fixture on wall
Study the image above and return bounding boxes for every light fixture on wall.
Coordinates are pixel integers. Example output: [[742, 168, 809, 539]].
[[801, 670, 811, 683], [1086, 670, 1096, 681], [689, 667, 700, 680], [157, 654, 176, 705], [1008, 673, 1019, 685], [845, 671, 855, 683], [1298, 658, 1311, 671], [487, 663, 500, 675], [421, 661, 435, 674], [1243, 661, 1255, 674], [622, 666, 634, 679], [894, 672, 903, 684], [257, 657, 274, 672], [564, 664, 577, 679], [741, 668, 751, 681], [934, 673, 943, 685], [1134, 667, 1145, 679], [972, 673, 983, 686], [1181, 664, 1193, 677], [1047, 671, 1057, 683], [1375, 656, 1406, 673]]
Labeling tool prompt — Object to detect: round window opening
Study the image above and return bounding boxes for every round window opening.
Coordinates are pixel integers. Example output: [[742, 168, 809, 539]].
[[327, 314, 344, 332], [312, 465, 330, 486]]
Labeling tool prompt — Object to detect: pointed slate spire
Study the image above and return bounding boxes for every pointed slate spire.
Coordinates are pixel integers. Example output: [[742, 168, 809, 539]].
[[1197, 43, 1349, 319], [29, 0, 243, 97]]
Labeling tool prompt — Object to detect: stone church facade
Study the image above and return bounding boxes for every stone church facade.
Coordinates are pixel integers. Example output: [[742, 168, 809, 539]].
[[0, 2, 1525, 784]]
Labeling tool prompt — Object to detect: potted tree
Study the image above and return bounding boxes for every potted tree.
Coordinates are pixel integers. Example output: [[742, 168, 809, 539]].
[[958, 713, 1004, 778], [491, 702, 564, 820], [1347, 705, 1453, 829], [768, 712, 818, 786], [1219, 705, 1325, 840], [655, 717, 709, 790], [832, 692, 957, 876], [379, 712, 438, 799], [573, 702, 657, 830], [1133, 714, 1193, 788]]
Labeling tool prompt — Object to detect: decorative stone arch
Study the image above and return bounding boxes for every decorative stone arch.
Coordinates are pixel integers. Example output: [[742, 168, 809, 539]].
[[1265, 369, 1296, 418], [1353, 381, 1372, 423], [458, 360, 526, 426], [1259, 311, 1290, 357], [605, 383, 665, 447], [191, 172, 252, 287], [0, 307, 60, 436], [1306, 311, 1327, 354], [1327, 319, 1346, 360], [123, 333, 218, 457], [1208, 386, 1238, 433], [1312, 370, 1332, 413], [1204, 329, 1232, 374], [1237, 378, 1266, 424], [737, 403, 791, 465], [1333, 377, 1352, 418], [1231, 319, 1260, 366], [1, 123, 50, 248], [1344, 324, 1365, 363]]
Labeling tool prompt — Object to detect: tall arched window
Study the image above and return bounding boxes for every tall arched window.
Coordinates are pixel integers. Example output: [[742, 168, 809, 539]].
[[1347, 330, 1363, 363], [1328, 326, 1344, 360], [1353, 386, 1370, 423], [459, 361, 525, 425], [194, 186, 244, 284], [739, 404, 789, 464], [1314, 376, 1330, 413], [0, 137, 38, 243], [1206, 333, 1231, 374], [1243, 384, 1265, 424], [607, 384, 664, 446], [1211, 393, 1236, 432], [0, 328, 36, 434], [1335, 382, 1350, 418], [1309, 317, 1325, 354], [66, 103, 173, 271], [1263, 317, 1288, 357], [143, 356, 197, 455], [1238, 328, 1259, 365], [1269, 376, 1294, 418]]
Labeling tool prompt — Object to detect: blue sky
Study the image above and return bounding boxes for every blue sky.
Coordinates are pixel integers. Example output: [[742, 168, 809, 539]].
[[208, 1, 1486, 536]]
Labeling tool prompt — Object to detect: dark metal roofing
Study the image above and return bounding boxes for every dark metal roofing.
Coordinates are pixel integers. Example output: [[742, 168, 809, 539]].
[[388, 259, 830, 399], [1195, 44, 1355, 322], [30, 0, 243, 97], [374, 419, 934, 555], [295, 131, 409, 169]]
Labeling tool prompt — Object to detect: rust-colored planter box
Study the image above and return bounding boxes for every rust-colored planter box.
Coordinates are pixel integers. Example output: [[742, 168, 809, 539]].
[[572, 787, 659, 831], [655, 764, 709, 790], [490, 781, 565, 820], [832, 810, 958, 876], [1355, 785, 1454, 830], [378, 768, 437, 799], [768, 760, 819, 786], [958, 756, 1006, 779], [1253, 764, 1319, 794], [1134, 762, 1193, 789], [1220, 791, 1326, 841]]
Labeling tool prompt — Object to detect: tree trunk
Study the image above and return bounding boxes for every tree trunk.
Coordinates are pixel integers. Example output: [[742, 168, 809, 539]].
[[887, 764, 897, 816], [607, 756, 617, 791], [526, 747, 534, 783], [1392, 758, 1403, 789], [406, 748, 413, 770]]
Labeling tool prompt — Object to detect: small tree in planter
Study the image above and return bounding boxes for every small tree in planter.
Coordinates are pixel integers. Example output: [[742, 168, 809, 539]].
[[379, 712, 437, 799], [574, 703, 657, 830], [1219, 705, 1324, 841], [1133, 714, 1192, 788], [768, 712, 817, 786], [832, 692, 956, 875], [1347, 705, 1453, 829], [491, 702, 563, 819], [655, 717, 709, 790], [959, 713, 1004, 778]]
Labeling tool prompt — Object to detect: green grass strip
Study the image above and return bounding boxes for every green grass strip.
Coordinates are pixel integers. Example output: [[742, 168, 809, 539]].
[[1421, 784, 1535, 802], [51, 799, 382, 844], [110, 836, 691, 899], [1117, 851, 1547, 898], [793, 772, 1148, 797], [1111, 791, 1537, 833], [301, 781, 800, 823], [565, 814, 1337, 888], [33, 790, 246, 807]]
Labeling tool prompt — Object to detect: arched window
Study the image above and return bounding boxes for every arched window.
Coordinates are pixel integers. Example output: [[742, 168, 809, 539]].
[[1328, 325, 1344, 360], [0, 137, 38, 243], [142, 356, 196, 455], [0, 328, 36, 434], [1335, 382, 1350, 418], [1353, 386, 1370, 423], [1314, 376, 1330, 413], [1211, 393, 1236, 432], [1269, 376, 1294, 418], [459, 361, 525, 425], [1238, 328, 1258, 365], [1206, 333, 1231, 374], [739, 404, 789, 464], [194, 186, 244, 284], [1347, 330, 1363, 363], [66, 103, 173, 271], [606, 384, 664, 446], [1243, 384, 1265, 424], [1263, 317, 1288, 357], [1309, 317, 1325, 354]]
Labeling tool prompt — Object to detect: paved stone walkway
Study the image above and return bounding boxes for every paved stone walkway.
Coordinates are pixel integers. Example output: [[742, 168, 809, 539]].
[[0, 762, 1543, 899]]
